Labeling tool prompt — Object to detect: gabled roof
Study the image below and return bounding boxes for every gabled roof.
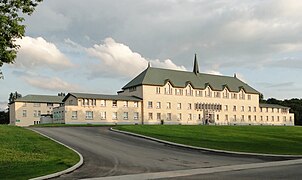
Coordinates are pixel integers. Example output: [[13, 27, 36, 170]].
[[122, 67, 260, 94], [14, 95, 64, 103], [260, 103, 290, 109], [63, 92, 142, 102]]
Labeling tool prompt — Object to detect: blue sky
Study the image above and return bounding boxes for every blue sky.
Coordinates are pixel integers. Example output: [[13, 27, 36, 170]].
[[1, 0, 302, 110]]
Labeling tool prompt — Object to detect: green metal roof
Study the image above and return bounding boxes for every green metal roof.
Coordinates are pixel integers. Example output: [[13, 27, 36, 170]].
[[64, 93, 142, 102], [14, 95, 64, 103], [122, 67, 260, 94], [260, 103, 289, 109]]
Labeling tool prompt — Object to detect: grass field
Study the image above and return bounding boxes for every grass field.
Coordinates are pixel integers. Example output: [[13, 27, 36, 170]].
[[30, 123, 113, 127], [0, 125, 80, 179], [115, 125, 302, 155]]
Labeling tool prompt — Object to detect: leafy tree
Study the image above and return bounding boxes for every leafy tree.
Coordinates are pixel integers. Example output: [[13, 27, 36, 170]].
[[0, 111, 9, 124], [0, 0, 43, 74], [8, 91, 21, 103]]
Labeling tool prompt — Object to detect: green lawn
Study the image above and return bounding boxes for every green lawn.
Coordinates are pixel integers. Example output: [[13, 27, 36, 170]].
[[30, 123, 114, 127], [115, 125, 302, 155], [0, 125, 80, 179]]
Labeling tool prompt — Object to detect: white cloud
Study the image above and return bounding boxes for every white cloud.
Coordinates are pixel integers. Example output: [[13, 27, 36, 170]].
[[24, 76, 79, 92], [86, 38, 186, 78], [203, 70, 223, 76], [0, 101, 8, 111], [13, 36, 74, 70]]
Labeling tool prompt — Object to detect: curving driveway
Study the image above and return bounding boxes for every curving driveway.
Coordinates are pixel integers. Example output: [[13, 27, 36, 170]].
[[32, 127, 296, 179]]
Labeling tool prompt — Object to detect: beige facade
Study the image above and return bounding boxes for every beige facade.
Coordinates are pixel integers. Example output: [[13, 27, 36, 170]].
[[9, 96, 62, 126], [53, 93, 142, 125]]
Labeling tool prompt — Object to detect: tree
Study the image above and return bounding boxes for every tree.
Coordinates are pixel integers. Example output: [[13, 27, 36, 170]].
[[0, 0, 43, 72], [8, 91, 22, 103]]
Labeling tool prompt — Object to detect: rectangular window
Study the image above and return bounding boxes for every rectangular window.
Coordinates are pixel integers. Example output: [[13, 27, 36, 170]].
[[233, 115, 237, 121], [156, 102, 161, 109], [100, 112, 106, 120], [124, 101, 128, 107], [241, 115, 244, 121], [156, 87, 161, 94], [260, 116, 263, 121], [272, 116, 274, 121], [33, 110, 37, 117], [266, 116, 269, 121], [123, 112, 128, 120], [233, 106, 237, 112], [231, 93, 237, 99], [22, 110, 27, 117], [216, 114, 219, 121], [129, 86, 137, 92], [241, 106, 244, 112], [248, 95, 251, 100], [72, 111, 77, 120], [148, 101, 153, 108], [112, 112, 117, 120], [188, 114, 192, 120], [224, 105, 228, 111], [86, 111, 93, 120], [47, 103, 53, 107], [277, 116, 280, 121], [225, 115, 228, 121], [148, 113, 153, 120], [166, 102, 171, 109], [100, 100, 106, 107], [34, 103, 41, 107], [134, 102, 138, 108], [167, 113, 172, 120], [188, 103, 192, 110], [248, 115, 251, 121], [112, 100, 117, 107], [248, 106, 251, 112], [177, 113, 182, 120], [254, 107, 257, 112], [177, 103, 181, 110], [134, 112, 139, 120], [157, 113, 161, 120], [254, 115, 256, 121]]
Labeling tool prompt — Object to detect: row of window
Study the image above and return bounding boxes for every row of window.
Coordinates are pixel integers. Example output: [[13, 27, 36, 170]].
[[22, 102, 54, 107], [146, 112, 292, 122], [155, 85, 252, 100], [71, 111, 140, 120], [22, 110, 52, 117], [147, 101, 289, 114], [77, 99, 139, 108]]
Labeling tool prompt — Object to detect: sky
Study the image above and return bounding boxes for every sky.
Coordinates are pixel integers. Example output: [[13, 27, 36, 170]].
[[1, 0, 302, 110]]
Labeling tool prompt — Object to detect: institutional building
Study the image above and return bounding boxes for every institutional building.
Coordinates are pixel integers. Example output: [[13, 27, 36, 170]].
[[10, 56, 294, 126]]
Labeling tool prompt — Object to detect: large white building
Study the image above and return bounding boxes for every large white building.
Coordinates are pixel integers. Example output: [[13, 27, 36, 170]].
[[10, 57, 294, 126]]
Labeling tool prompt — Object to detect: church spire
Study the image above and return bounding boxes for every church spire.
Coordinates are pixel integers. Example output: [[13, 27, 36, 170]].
[[193, 53, 199, 74]]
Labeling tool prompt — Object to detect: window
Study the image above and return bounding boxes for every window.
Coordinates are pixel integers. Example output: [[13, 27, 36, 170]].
[[165, 84, 173, 95], [188, 103, 192, 110], [34, 103, 40, 107], [112, 112, 117, 120], [177, 113, 182, 120], [233, 106, 237, 112], [123, 112, 128, 120], [167, 113, 172, 120], [283, 116, 287, 121], [148, 113, 153, 120], [248, 106, 251, 112], [260, 116, 263, 121], [134, 102, 138, 108], [33, 110, 38, 117], [223, 89, 229, 98], [186, 85, 193, 96], [84, 99, 88, 106], [124, 101, 128, 107], [272, 108, 274, 113], [100, 112, 106, 120], [196, 90, 202, 97], [134, 112, 139, 120], [254, 115, 257, 121], [22, 110, 27, 117], [248, 115, 251, 121], [216, 114, 219, 121], [148, 101, 153, 108], [233, 115, 237, 121], [241, 115, 245, 121], [266, 108, 268, 112], [72, 111, 77, 120], [156, 102, 161, 109], [156, 87, 161, 94], [231, 93, 237, 99], [188, 114, 192, 120], [260, 108, 263, 112], [175, 89, 183, 95], [157, 113, 161, 120], [112, 100, 117, 107], [239, 91, 245, 100], [47, 103, 53, 107], [266, 116, 269, 121], [241, 106, 244, 112], [86, 111, 93, 120], [225, 115, 228, 121], [206, 87, 212, 97], [247, 95, 251, 100], [254, 107, 257, 112], [129, 86, 137, 92], [177, 103, 181, 110], [277, 116, 280, 121], [100, 100, 106, 107], [166, 102, 171, 109], [272, 116, 274, 122], [224, 105, 228, 111], [214, 92, 221, 98]]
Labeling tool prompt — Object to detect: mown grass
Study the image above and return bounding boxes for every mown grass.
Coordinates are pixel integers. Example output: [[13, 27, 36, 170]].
[[30, 123, 114, 127], [0, 125, 80, 179], [115, 125, 302, 155]]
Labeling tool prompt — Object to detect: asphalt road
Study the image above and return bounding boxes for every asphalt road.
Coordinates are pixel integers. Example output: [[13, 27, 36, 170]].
[[32, 127, 294, 179]]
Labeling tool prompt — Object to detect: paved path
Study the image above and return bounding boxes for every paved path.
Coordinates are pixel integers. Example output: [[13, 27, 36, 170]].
[[32, 127, 294, 179]]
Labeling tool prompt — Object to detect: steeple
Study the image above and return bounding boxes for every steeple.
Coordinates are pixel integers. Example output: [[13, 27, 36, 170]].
[[193, 53, 199, 74], [147, 61, 151, 68]]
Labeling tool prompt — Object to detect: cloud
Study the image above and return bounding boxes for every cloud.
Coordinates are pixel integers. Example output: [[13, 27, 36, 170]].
[[203, 70, 223, 76], [0, 101, 8, 111], [23, 76, 79, 92], [86, 38, 186, 78], [13, 36, 74, 70]]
